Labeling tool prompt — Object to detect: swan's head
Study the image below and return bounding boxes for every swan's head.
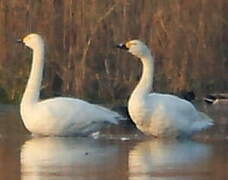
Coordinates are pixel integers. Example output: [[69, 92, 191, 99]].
[[18, 33, 44, 49], [117, 40, 151, 59]]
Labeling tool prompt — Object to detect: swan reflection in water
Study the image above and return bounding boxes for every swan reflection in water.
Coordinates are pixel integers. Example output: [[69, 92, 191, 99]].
[[21, 137, 121, 180], [129, 140, 212, 180]]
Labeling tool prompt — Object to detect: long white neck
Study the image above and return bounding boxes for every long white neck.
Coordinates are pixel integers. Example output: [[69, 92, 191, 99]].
[[130, 53, 154, 101], [21, 43, 45, 105]]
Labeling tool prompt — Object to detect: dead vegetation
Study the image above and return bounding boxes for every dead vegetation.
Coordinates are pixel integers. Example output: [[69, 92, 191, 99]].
[[0, 0, 227, 103]]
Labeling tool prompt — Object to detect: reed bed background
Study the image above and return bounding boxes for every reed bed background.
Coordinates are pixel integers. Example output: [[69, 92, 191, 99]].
[[0, 0, 227, 104]]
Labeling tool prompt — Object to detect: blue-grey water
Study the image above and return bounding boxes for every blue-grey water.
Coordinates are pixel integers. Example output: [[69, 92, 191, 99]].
[[0, 103, 227, 180]]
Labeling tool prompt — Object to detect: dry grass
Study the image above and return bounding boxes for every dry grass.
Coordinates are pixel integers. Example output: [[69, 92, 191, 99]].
[[0, 0, 227, 103]]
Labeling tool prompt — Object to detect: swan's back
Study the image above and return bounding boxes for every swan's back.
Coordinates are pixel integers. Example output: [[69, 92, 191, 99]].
[[38, 97, 121, 122]]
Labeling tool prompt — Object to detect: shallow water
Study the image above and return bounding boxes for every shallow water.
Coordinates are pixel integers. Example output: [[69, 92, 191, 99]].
[[0, 103, 227, 180]]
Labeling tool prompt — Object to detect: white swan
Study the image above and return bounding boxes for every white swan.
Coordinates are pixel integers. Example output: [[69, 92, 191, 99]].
[[18, 33, 124, 136], [117, 40, 213, 137]]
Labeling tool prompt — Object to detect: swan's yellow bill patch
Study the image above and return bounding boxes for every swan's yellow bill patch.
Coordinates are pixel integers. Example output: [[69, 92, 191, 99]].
[[23, 36, 30, 42], [126, 41, 137, 48]]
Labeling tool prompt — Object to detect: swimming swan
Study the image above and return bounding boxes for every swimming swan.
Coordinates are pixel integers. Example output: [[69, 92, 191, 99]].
[[18, 33, 124, 136], [117, 40, 213, 137]]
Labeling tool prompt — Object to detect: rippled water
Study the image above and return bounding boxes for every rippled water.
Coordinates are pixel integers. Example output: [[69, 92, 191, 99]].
[[0, 103, 227, 180]]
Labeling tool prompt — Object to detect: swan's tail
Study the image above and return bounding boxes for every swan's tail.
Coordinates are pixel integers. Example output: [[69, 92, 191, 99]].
[[191, 112, 214, 131], [93, 104, 127, 124]]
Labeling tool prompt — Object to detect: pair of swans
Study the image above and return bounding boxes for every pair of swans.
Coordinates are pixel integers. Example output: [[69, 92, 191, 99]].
[[18, 33, 213, 137]]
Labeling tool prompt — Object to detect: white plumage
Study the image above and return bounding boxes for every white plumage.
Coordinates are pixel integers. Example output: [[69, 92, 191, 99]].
[[19, 33, 124, 136], [117, 40, 213, 137]]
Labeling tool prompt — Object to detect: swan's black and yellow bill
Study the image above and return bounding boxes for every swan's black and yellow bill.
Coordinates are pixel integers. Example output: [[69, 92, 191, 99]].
[[116, 43, 129, 50], [17, 39, 24, 44]]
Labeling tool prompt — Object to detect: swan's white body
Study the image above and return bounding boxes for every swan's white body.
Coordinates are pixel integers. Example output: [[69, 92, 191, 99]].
[[20, 33, 124, 136], [118, 40, 213, 137]]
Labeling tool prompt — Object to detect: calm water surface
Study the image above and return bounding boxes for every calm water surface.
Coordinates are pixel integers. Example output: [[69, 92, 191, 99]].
[[0, 103, 227, 180]]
